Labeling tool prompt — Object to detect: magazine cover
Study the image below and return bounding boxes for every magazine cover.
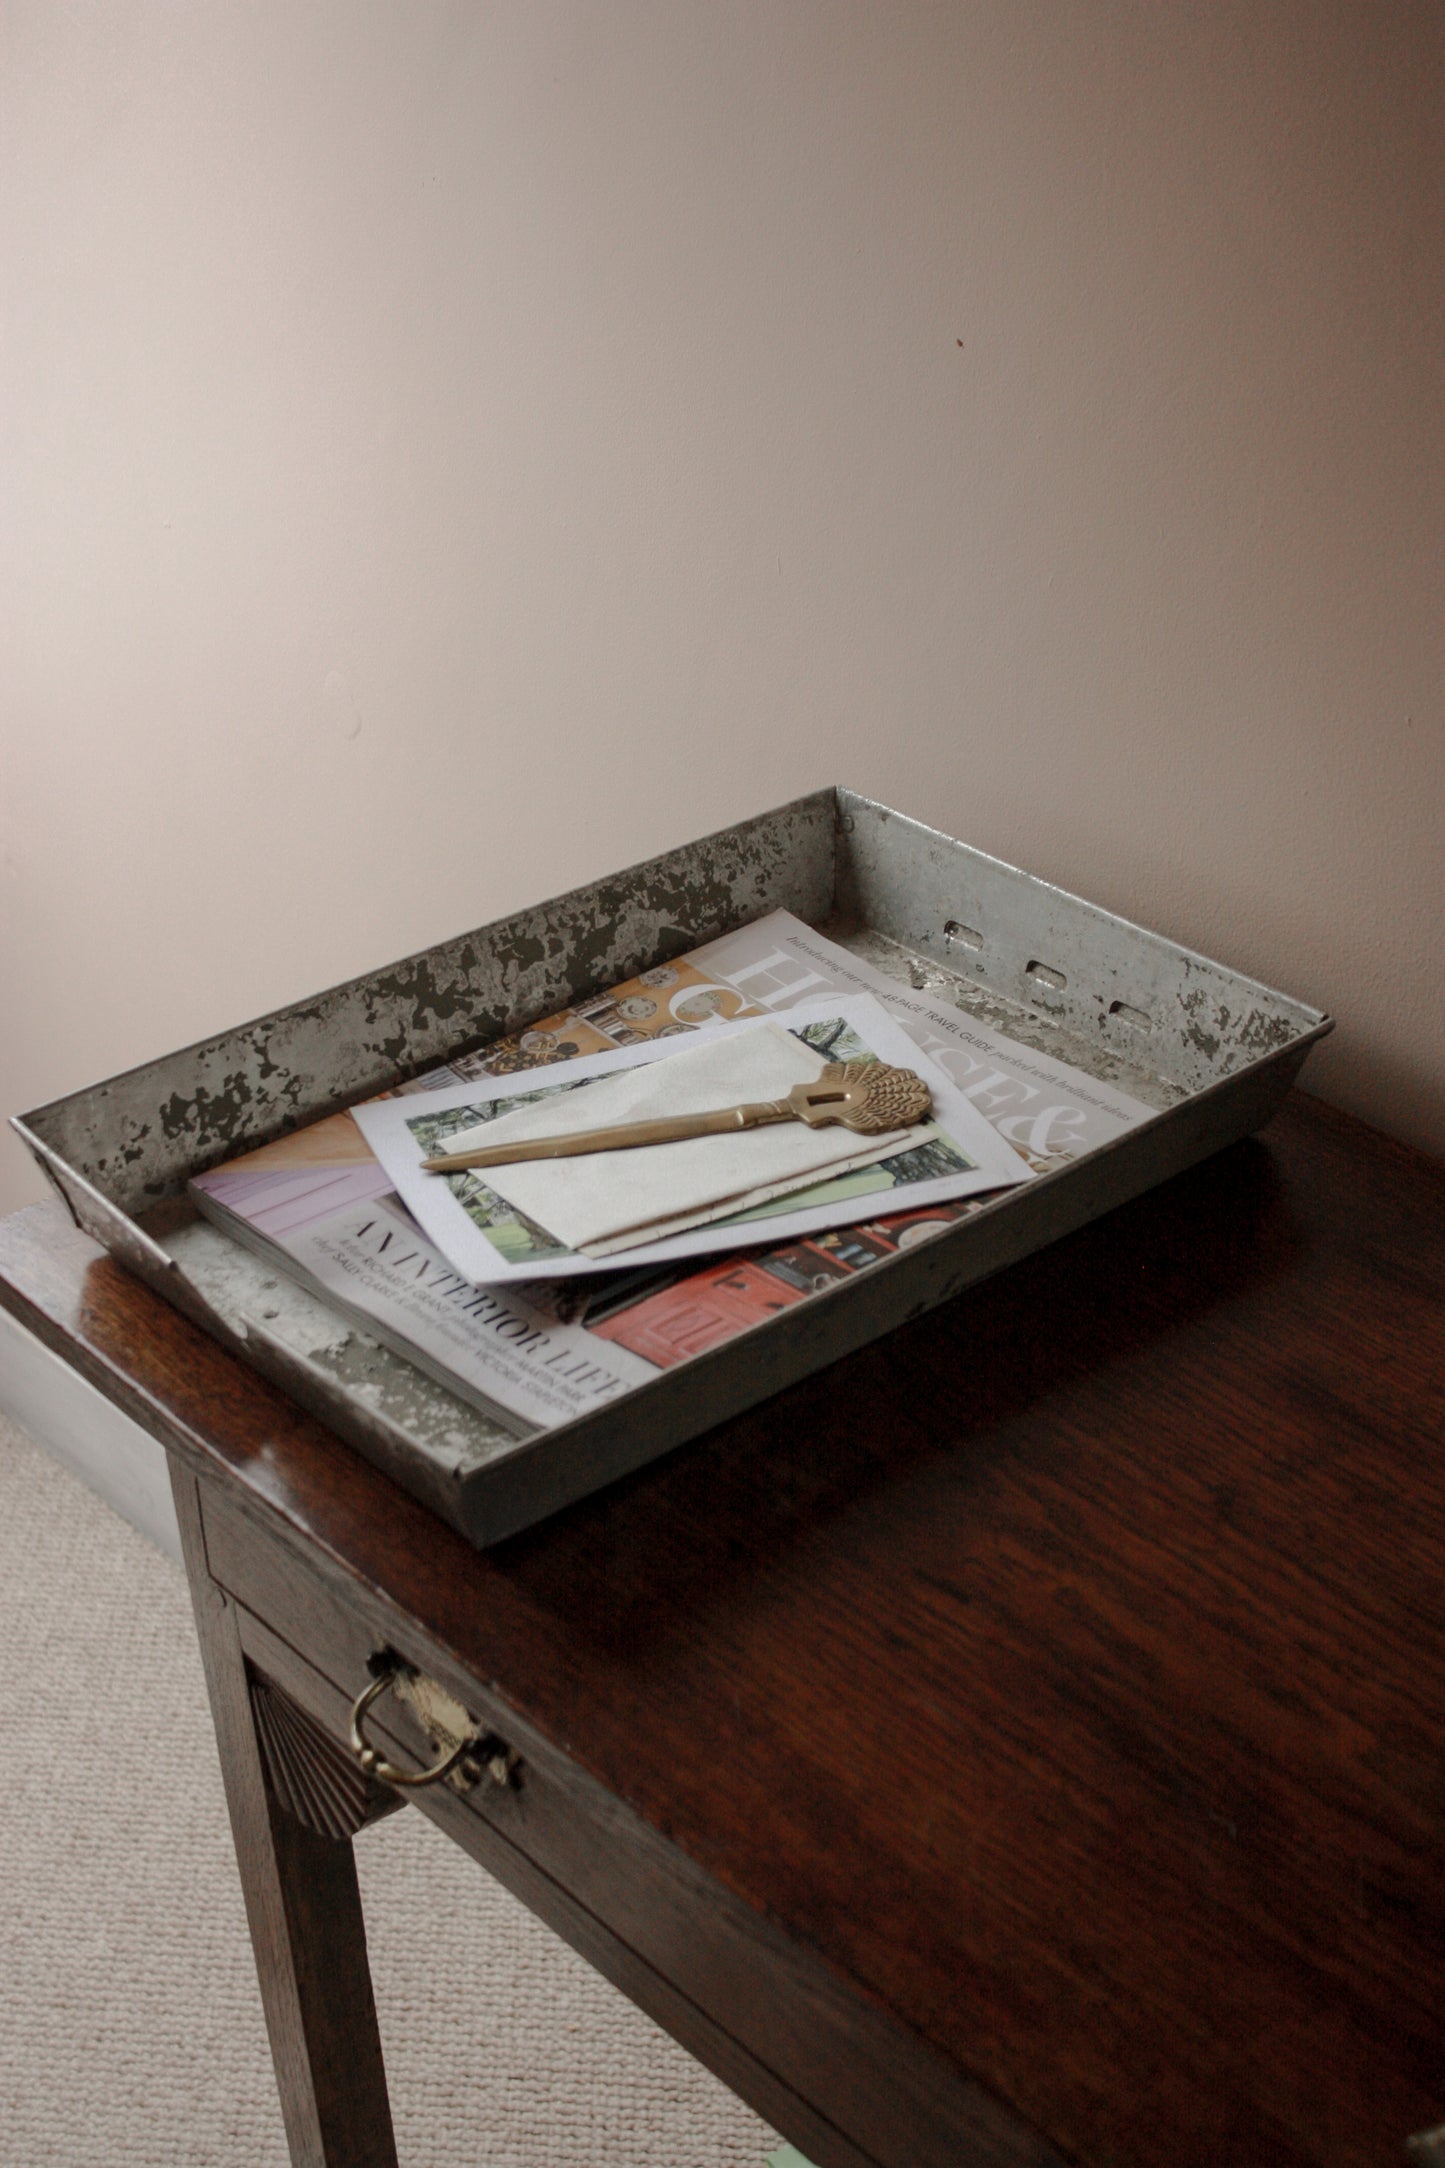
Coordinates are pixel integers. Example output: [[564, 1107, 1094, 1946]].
[[688, 910, 1160, 1167], [587, 1202, 984, 1368]]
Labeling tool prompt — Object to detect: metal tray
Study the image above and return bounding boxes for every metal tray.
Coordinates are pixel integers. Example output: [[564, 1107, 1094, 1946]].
[[14, 788, 1331, 1544]]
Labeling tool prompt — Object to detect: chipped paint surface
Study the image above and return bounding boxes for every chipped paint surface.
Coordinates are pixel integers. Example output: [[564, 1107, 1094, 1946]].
[[24, 792, 836, 1214], [834, 790, 1327, 1099], [835, 923, 1184, 1111], [164, 1216, 519, 1491]]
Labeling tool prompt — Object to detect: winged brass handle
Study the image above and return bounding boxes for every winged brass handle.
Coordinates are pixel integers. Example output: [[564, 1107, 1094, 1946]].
[[348, 1659, 516, 1793]]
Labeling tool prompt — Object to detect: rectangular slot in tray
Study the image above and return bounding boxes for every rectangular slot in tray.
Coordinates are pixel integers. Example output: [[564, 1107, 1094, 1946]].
[[13, 788, 1331, 1545]]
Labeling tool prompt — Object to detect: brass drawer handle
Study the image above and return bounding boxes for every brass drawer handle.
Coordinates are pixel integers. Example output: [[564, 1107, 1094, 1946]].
[[348, 1660, 516, 1794]]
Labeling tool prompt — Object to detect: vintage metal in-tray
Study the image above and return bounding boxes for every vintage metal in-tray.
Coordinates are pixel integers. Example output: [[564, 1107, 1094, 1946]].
[[13, 788, 1332, 1545]]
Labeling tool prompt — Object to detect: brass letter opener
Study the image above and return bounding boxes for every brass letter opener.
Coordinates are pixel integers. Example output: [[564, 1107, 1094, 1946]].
[[421, 1060, 930, 1174]]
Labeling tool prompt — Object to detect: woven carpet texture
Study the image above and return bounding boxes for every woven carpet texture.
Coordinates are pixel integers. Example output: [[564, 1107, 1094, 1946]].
[[0, 1411, 778, 2167]]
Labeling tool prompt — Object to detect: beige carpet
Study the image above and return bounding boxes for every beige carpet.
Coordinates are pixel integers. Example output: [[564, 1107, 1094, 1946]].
[[0, 1411, 779, 2167]]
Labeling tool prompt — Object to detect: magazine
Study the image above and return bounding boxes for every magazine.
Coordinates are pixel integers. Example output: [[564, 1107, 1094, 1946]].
[[188, 1180, 659, 1433], [688, 910, 1160, 1167], [587, 1201, 985, 1368], [438, 950, 758, 1074]]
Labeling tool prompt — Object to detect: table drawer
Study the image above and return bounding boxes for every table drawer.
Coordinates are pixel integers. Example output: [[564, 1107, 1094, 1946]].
[[201, 1486, 579, 1869]]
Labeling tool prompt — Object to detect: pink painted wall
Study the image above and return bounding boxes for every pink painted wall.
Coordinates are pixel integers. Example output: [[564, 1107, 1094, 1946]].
[[4, 2, 1442, 1217]]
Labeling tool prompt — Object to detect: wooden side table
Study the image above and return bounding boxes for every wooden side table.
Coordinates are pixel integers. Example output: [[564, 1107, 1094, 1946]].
[[3, 1091, 1443, 2168]]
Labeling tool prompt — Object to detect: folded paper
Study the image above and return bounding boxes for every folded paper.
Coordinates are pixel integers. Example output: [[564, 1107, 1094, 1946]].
[[438, 1023, 915, 1256], [352, 993, 1032, 1286]]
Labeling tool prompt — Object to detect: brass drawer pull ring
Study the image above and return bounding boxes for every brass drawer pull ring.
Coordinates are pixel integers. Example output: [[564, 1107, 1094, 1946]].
[[348, 1667, 478, 1791]]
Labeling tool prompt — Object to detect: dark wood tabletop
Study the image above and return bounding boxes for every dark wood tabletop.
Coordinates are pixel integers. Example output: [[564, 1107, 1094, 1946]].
[[3, 1089, 1443, 2168]]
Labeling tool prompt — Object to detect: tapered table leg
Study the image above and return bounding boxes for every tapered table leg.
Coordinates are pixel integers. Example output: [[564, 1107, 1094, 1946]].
[[171, 1467, 399, 2168]]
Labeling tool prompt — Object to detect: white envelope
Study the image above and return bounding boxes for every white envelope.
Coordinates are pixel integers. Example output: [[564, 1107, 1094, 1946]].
[[354, 994, 1031, 1285], [440, 1022, 911, 1255]]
